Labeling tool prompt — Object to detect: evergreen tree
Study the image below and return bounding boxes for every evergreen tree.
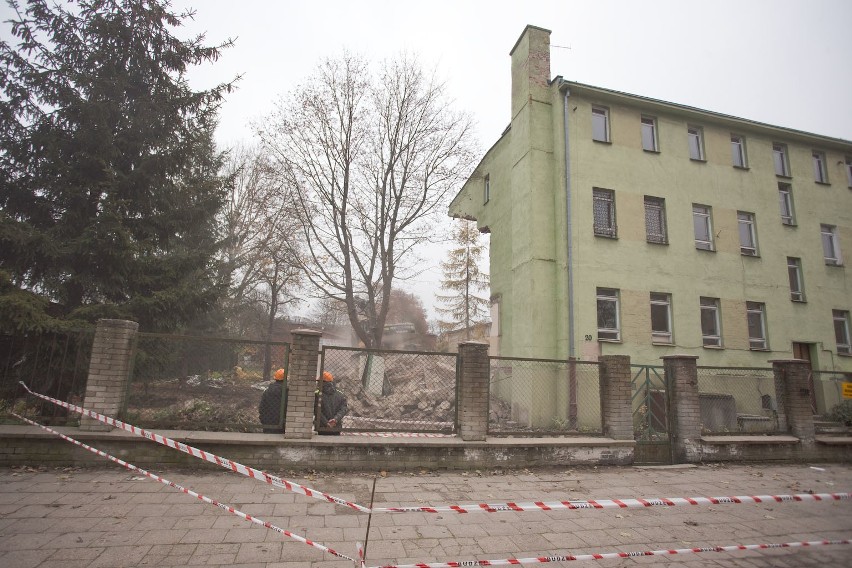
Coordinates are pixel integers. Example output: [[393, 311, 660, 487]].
[[0, 0, 236, 332], [436, 220, 490, 338]]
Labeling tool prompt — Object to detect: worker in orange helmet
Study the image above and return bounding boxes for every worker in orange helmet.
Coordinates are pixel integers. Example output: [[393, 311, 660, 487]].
[[259, 368, 287, 434], [316, 371, 347, 435]]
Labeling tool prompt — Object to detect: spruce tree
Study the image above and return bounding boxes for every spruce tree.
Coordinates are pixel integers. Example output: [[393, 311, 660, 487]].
[[0, 0, 235, 332], [436, 220, 490, 339]]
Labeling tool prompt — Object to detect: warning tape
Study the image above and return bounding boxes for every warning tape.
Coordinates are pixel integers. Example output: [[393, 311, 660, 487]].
[[18, 382, 371, 513], [373, 491, 852, 513], [9, 412, 356, 562], [18, 383, 852, 519], [365, 539, 851, 567]]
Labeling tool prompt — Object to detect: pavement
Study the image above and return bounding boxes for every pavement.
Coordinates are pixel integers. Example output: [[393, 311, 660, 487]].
[[1, 461, 851, 567]]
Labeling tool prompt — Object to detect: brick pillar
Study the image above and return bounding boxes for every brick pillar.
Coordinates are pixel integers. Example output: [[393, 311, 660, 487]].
[[284, 329, 322, 439], [80, 319, 139, 431], [662, 355, 701, 463], [771, 359, 815, 442], [458, 341, 490, 441], [599, 355, 632, 440]]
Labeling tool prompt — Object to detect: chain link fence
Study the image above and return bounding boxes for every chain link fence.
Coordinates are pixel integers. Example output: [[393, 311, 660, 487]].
[[488, 357, 601, 436], [123, 333, 290, 432], [696, 366, 780, 434], [811, 370, 852, 433], [631, 365, 667, 441], [320, 346, 457, 434], [0, 330, 95, 425]]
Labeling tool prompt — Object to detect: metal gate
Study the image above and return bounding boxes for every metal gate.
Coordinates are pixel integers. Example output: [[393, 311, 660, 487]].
[[631, 365, 671, 464]]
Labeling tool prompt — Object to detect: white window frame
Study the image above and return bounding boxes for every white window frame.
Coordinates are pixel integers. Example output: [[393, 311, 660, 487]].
[[813, 151, 828, 183], [737, 211, 758, 256], [731, 134, 747, 168], [650, 292, 673, 344], [692, 204, 714, 251], [787, 257, 805, 302], [834, 310, 852, 355], [641, 116, 658, 152], [846, 157, 852, 188], [484, 174, 490, 204], [592, 106, 610, 142], [746, 301, 768, 350], [688, 125, 705, 160], [593, 188, 617, 238], [700, 297, 722, 347], [596, 288, 621, 341], [778, 182, 795, 225], [644, 196, 667, 244], [773, 143, 790, 177], [821, 224, 842, 266]]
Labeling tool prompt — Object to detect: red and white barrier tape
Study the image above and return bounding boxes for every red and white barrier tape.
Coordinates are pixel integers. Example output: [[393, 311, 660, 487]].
[[19, 383, 852, 518], [18, 382, 371, 513], [366, 540, 851, 567], [9, 412, 356, 563], [373, 491, 852, 513]]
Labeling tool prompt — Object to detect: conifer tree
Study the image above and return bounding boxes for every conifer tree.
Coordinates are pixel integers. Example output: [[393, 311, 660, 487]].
[[0, 0, 236, 332], [436, 220, 490, 338]]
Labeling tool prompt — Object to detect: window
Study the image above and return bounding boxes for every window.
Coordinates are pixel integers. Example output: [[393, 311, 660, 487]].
[[821, 224, 842, 266], [746, 302, 768, 350], [593, 188, 617, 238], [700, 297, 722, 347], [641, 116, 658, 152], [737, 211, 758, 256], [813, 151, 828, 183], [731, 135, 747, 168], [773, 143, 790, 176], [834, 310, 852, 355], [846, 157, 852, 187], [778, 182, 795, 225], [692, 204, 714, 250], [596, 288, 620, 341], [687, 125, 705, 160], [787, 257, 805, 301], [644, 196, 667, 244], [650, 292, 672, 343], [592, 106, 610, 142], [483, 174, 490, 204]]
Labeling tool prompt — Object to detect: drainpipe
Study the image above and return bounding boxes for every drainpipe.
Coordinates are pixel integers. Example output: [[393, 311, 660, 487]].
[[561, 80, 575, 359]]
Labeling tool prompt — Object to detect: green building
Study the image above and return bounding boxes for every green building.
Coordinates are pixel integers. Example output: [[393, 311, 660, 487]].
[[449, 25, 851, 377]]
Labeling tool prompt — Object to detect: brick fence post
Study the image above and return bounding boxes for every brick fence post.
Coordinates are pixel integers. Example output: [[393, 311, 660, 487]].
[[284, 329, 322, 439], [80, 319, 139, 431], [771, 359, 815, 443], [662, 355, 701, 463], [458, 341, 490, 441], [599, 355, 632, 440]]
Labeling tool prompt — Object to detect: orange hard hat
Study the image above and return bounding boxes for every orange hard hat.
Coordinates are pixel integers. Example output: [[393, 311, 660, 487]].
[[322, 371, 334, 382], [274, 368, 286, 381]]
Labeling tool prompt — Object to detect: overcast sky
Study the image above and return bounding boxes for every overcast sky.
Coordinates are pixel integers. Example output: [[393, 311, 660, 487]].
[[4, 0, 851, 321]]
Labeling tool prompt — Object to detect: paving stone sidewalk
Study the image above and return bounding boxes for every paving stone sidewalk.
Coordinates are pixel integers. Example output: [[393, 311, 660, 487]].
[[0, 462, 850, 567]]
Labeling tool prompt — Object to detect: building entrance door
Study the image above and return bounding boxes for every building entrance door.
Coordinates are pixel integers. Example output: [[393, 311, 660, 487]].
[[792, 342, 817, 413]]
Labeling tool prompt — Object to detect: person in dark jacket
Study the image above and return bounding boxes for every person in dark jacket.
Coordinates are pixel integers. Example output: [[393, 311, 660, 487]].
[[317, 371, 347, 435], [259, 368, 287, 433]]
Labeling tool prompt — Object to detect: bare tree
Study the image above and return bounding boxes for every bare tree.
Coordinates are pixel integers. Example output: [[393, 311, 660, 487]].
[[436, 220, 490, 339], [219, 145, 304, 376], [258, 54, 475, 347]]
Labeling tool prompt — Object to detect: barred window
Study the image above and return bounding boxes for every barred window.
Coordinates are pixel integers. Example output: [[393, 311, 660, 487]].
[[644, 196, 667, 244], [593, 188, 617, 238]]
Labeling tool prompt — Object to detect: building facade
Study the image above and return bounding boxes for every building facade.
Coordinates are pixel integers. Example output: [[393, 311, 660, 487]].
[[449, 25, 852, 374]]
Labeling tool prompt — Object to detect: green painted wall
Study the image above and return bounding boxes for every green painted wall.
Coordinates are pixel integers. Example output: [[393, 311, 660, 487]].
[[450, 25, 852, 373]]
